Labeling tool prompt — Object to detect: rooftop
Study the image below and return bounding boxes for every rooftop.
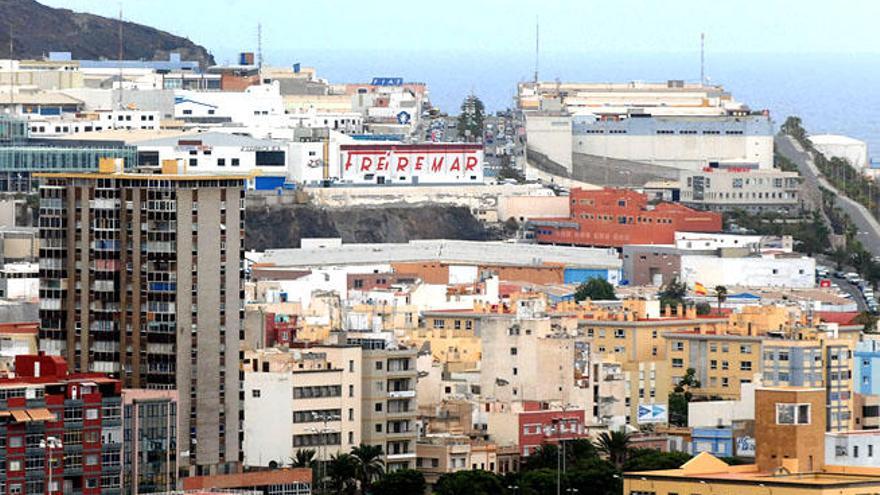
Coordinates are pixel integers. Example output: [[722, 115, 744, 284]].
[[259, 239, 621, 269]]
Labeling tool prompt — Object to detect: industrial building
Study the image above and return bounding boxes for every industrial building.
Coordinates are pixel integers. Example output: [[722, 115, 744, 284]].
[[256, 238, 623, 286], [678, 167, 802, 212], [530, 188, 722, 248], [37, 160, 247, 476], [520, 81, 774, 173]]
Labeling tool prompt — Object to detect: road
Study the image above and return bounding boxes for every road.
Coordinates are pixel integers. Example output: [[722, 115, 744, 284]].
[[775, 135, 880, 257]]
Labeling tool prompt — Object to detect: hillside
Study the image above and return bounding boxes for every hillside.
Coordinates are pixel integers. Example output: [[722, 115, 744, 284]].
[[0, 0, 214, 67], [246, 204, 499, 251]]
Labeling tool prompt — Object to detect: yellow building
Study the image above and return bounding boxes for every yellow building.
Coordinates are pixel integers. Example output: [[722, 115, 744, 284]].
[[624, 387, 880, 495], [665, 333, 763, 400]]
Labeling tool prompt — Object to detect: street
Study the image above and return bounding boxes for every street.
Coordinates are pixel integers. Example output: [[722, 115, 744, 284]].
[[775, 135, 880, 256]]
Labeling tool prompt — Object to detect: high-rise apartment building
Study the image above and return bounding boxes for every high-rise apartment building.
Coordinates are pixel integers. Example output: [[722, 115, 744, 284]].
[[36, 160, 247, 476]]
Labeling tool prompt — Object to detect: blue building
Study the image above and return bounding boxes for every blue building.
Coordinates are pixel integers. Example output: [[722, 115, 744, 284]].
[[856, 340, 880, 395], [691, 427, 734, 457]]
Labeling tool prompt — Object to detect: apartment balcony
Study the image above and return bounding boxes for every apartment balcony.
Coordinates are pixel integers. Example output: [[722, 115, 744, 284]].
[[386, 452, 417, 461], [388, 390, 416, 399]]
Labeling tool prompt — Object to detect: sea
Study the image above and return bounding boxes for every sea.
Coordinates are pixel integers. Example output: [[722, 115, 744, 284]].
[[269, 49, 880, 159]]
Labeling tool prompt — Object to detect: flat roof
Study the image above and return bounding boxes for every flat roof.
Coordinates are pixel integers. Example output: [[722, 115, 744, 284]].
[[35, 172, 253, 181], [260, 239, 622, 269]]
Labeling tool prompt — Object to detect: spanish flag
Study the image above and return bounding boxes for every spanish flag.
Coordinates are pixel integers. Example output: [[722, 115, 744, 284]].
[[694, 282, 708, 296]]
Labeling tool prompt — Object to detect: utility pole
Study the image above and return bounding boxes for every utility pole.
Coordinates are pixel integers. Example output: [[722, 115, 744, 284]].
[[534, 15, 539, 84], [117, 5, 124, 110]]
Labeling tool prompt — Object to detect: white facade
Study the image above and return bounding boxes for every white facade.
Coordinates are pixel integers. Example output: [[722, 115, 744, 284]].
[[174, 83, 285, 125], [809, 134, 869, 171], [688, 382, 757, 427], [675, 232, 794, 253], [679, 168, 801, 210], [339, 143, 484, 185], [680, 254, 816, 289], [524, 113, 573, 171], [28, 109, 159, 137], [572, 129, 773, 171], [136, 132, 288, 183], [825, 431, 880, 467]]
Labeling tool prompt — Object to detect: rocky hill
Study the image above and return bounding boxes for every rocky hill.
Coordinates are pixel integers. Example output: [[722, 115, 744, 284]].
[[0, 0, 214, 67], [246, 204, 499, 251]]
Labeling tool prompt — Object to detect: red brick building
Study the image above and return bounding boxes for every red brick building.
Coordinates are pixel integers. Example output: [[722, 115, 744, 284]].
[[2, 354, 122, 495], [517, 403, 588, 457], [532, 188, 722, 248]]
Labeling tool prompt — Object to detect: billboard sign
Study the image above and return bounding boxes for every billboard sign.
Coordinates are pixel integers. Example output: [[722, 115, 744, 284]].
[[340, 143, 484, 184], [637, 403, 668, 424], [735, 436, 756, 457], [371, 77, 404, 86]]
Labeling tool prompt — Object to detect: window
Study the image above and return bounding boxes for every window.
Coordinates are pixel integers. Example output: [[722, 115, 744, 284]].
[[672, 358, 683, 368], [672, 341, 684, 351], [252, 389, 261, 398], [182, 109, 193, 115], [776, 403, 811, 425], [375, 403, 383, 412], [740, 361, 752, 371], [85, 408, 99, 420], [614, 329, 626, 339], [217, 158, 226, 166], [510, 347, 518, 356], [375, 361, 383, 370], [231, 158, 240, 166], [740, 345, 751, 354], [710, 360, 717, 370]]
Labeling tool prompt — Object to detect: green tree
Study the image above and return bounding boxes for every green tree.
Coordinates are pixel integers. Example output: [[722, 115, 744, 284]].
[[695, 302, 712, 315], [326, 453, 357, 495], [714, 285, 728, 312], [434, 470, 504, 495], [564, 456, 621, 495], [659, 278, 688, 310], [594, 430, 631, 468], [371, 469, 425, 495], [832, 246, 848, 271], [780, 116, 807, 145], [289, 448, 316, 469], [669, 368, 701, 426], [574, 277, 617, 302], [856, 311, 879, 333], [350, 444, 385, 494], [458, 94, 485, 142], [623, 449, 692, 471]]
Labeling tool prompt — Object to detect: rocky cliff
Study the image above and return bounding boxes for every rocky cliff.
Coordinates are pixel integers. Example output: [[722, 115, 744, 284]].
[[246, 204, 498, 251], [0, 1, 214, 67]]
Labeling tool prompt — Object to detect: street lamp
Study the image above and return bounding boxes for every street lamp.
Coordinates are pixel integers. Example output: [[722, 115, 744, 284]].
[[309, 411, 340, 495], [40, 436, 62, 494]]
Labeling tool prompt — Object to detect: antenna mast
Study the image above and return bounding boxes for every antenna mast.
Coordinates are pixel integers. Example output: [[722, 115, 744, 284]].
[[700, 32, 705, 86], [257, 23, 263, 75], [8, 22, 13, 113], [117, 6, 124, 110], [534, 15, 539, 84]]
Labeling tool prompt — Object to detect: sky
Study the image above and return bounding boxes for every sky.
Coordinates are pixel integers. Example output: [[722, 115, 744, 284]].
[[41, 0, 880, 60]]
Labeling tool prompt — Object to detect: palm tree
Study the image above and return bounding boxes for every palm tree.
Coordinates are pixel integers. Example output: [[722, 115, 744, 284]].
[[289, 448, 317, 468], [594, 430, 631, 468], [327, 453, 357, 495], [714, 285, 728, 312], [351, 443, 385, 494]]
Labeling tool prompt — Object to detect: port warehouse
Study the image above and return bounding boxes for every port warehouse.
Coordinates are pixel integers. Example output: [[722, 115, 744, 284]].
[[256, 239, 623, 286]]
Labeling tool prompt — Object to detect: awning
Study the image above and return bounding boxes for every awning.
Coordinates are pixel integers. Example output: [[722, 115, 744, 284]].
[[26, 408, 56, 422], [10, 410, 30, 422]]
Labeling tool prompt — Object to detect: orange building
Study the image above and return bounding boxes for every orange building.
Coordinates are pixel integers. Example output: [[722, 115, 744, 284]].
[[532, 188, 722, 248]]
